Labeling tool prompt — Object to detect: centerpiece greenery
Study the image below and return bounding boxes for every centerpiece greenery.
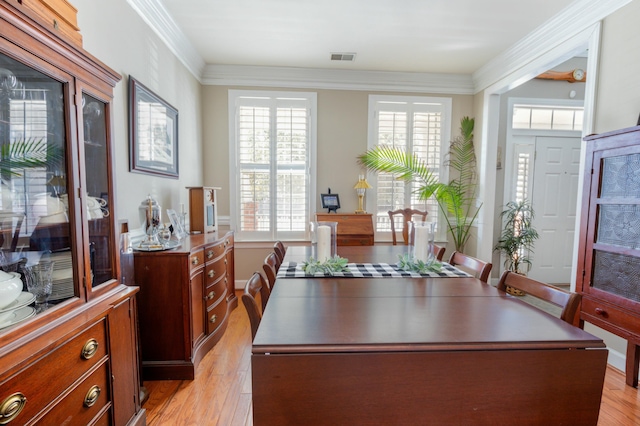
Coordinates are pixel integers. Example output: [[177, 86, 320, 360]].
[[301, 255, 349, 275], [396, 253, 442, 274], [357, 116, 480, 252]]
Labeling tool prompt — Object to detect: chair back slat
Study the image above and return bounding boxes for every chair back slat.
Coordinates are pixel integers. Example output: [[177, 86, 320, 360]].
[[448, 251, 492, 283], [263, 252, 278, 290], [497, 270, 581, 325], [242, 272, 270, 340]]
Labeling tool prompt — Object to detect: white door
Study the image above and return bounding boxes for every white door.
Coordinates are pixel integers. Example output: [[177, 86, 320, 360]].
[[527, 136, 581, 284]]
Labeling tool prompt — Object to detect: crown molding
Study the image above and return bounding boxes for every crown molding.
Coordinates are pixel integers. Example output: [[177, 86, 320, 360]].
[[126, 0, 205, 81], [202, 65, 475, 94], [473, 0, 632, 93]]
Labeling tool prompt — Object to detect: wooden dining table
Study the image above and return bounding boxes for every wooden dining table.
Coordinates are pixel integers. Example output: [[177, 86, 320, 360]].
[[251, 245, 608, 425]]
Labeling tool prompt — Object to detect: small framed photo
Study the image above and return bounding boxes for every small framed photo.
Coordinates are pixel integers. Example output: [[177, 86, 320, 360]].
[[167, 209, 186, 239], [321, 193, 340, 213]]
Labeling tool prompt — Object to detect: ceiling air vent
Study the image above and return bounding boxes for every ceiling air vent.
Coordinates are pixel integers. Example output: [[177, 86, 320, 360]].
[[330, 52, 356, 62]]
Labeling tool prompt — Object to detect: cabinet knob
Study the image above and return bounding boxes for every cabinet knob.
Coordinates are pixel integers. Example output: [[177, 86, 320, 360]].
[[594, 307, 607, 316], [191, 256, 199, 266], [207, 251, 214, 259], [224, 258, 227, 265], [83, 385, 101, 408], [81, 339, 99, 360], [210, 314, 217, 324], [208, 270, 215, 278], [205, 291, 216, 301], [0, 393, 27, 424]]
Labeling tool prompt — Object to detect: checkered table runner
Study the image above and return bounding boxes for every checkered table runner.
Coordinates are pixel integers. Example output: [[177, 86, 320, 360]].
[[276, 261, 471, 279]]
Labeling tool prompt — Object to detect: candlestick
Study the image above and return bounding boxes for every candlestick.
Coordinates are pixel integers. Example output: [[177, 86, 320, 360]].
[[180, 203, 185, 215]]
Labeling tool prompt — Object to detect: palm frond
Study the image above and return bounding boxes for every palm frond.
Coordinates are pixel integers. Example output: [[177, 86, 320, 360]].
[[0, 138, 63, 176]]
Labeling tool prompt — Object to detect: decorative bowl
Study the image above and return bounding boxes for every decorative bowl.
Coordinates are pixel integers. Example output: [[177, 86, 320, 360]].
[[0, 270, 23, 310]]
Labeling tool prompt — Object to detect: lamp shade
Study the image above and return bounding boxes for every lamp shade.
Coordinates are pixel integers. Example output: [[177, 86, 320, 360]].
[[353, 178, 372, 189]]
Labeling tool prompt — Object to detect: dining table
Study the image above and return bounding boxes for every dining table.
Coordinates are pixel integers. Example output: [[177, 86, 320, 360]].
[[251, 245, 608, 425]]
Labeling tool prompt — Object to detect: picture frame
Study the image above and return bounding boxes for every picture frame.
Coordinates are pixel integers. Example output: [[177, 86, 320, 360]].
[[166, 209, 186, 240], [320, 193, 340, 213], [129, 76, 179, 178]]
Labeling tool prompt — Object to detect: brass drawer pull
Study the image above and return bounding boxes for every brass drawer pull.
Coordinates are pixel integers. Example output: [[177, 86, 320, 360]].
[[594, 308, 607, 316], [81, 339, 99, 360], [208, 270, 215, 278], [84, 385, 101, 408], [224, 258, 227, 265], [207, 251, 214, 259], [210, 314, 217, 324], [191, 256, 199, 266], [0, 393, 27, 424], [206, 291, 216, 301]]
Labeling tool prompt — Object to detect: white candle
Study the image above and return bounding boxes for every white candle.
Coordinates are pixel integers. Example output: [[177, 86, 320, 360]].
[[413, 225, 429, 263], [316, 225, 331, 262]]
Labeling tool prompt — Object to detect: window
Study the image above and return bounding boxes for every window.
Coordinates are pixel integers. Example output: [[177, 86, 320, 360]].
[[512, 104, 583, 131], [229, 90, 316, 241], [367, 95, 452, 240]]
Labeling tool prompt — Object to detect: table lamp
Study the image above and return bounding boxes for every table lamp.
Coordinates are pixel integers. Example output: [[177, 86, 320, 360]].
[[353, 174, 372, 214]]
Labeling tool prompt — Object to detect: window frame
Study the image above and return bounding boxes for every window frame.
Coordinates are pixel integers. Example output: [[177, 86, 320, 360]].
[[228, 89, 317, 242], [367, 94, 452, 242]]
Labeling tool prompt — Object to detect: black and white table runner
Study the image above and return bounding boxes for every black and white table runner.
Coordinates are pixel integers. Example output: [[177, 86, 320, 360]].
[[276, 261, 471, 279]]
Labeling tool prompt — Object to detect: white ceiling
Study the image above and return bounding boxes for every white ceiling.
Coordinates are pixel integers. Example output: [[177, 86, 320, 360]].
[[158, 0, 576, 74]]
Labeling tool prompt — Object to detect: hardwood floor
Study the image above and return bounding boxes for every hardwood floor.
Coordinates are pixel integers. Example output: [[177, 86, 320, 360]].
[[142, 291, 640, 425]]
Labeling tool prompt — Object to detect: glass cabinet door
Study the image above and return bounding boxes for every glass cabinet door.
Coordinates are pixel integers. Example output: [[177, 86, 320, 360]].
[[0, 51, 77, 311], [81, 92, 114, 288]]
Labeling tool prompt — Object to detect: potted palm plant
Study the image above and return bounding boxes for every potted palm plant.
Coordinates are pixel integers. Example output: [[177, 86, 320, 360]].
[[494, 199, 539, 275], [358, 116, 480, 253]]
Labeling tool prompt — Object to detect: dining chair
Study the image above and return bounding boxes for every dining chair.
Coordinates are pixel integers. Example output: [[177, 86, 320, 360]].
[[262, 252, 278, 290], [242, 272, 270, 340], [497, 270, 582, 326], [0, 212, 25, 252], [432, 243, 446, 261], [388, 208, 428, 245], [447, 251, 492, 283], [273, 240, 286, 268]]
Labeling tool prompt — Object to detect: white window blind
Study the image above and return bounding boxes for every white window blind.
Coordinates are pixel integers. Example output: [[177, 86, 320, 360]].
[[229, 91, 316, 241], [368, 95, 451, 240]]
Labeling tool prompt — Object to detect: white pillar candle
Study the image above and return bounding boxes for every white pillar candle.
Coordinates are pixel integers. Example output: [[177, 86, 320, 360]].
[[413, 224, 429, 263], [316, 225, 331, 262]]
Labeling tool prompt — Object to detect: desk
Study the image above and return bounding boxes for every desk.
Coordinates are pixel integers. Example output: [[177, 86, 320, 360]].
[[252, 246, 608, 425]]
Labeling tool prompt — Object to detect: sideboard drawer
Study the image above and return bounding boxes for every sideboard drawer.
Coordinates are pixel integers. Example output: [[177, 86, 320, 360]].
[[205, 240, 226, 262], [205, 278, 227, 309], [37, 361, 111, 425], [582, 297, 640, 336], [205, 258, 226, 286], [206, 293, 228, 335], [0, 319, 108, 422], [190, 250, 205, 272]]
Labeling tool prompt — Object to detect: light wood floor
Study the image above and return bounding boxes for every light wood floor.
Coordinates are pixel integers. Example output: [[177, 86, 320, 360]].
[[142, 291, 640, 425]]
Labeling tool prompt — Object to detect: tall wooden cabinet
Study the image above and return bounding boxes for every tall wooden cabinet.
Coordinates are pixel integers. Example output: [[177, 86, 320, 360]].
[[0, 1, 144, 424], [133, 231, 237, 380], [577, 125, 640, 388]]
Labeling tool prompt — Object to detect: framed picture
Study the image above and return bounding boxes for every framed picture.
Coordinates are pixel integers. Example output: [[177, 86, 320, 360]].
[[166, 209, 186, 239], [129, 76, 179, 178], [321, 193, 340, 213]]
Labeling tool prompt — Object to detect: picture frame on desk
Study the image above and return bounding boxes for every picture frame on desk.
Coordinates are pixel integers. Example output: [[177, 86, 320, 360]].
[[167, 209, 186, 239], [321, 193, 340, 213]]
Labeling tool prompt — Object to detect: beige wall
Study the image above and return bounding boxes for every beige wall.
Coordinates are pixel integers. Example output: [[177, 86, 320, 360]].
[[203, 86, 473, 281], [74, 0, 204, 231]]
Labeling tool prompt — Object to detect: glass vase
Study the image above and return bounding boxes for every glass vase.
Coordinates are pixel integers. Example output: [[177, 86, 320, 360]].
[[409, 221, 435, 265], [311, 221, 338, 262]]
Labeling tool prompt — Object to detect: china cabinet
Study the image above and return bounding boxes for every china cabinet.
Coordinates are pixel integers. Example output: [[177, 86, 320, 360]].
[[577, 125, 640, 388], [0, 1, 144, 424], [133, 231, 236, 380]]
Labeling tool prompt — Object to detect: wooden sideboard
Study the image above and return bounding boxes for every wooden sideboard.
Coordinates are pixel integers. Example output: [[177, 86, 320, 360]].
[[315, 213, 374, 246], [577, 126, 640, 387], [133, 231, 237, 380]]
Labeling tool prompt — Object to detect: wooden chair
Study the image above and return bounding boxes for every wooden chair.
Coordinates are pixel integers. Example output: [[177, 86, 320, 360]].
[[273, 241, 286, 268], [432, 243, 446, 261], [242, 272, 270, 340], [497, 270, 582, 326], [388, 208, 428, 245], [262, 252, 279, 290], [447, 251, 492, 283], [0, 212, 24, 252]]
